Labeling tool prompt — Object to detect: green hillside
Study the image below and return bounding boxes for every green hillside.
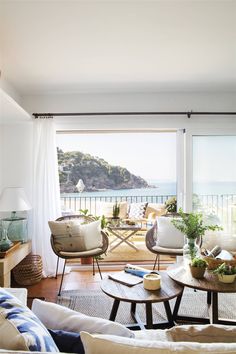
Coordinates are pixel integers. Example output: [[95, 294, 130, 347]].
[[57, 148, 149, 193]]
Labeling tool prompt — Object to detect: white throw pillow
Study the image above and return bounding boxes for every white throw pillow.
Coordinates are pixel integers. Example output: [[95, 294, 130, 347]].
[[80, 332, 236, 354], [79, 220, 103, 250], [156, 216, 185, 249], [32, 299, 134, 338]]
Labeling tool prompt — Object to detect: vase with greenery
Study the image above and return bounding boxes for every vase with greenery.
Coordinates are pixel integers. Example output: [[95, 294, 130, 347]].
[[171, 208, 222, 264], [213, 263, 236, 283], [189, 257, 208, 279]]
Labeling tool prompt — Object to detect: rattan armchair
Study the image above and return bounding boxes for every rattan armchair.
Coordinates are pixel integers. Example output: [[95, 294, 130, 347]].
[[50, 215, 109, 295], [146, 220, 202, 271]]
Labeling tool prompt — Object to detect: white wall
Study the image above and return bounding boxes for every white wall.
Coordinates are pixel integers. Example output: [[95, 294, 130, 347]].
[[22, 91, 236, 132]]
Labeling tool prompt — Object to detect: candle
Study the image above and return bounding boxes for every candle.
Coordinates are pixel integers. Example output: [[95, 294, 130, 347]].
[[143, 273, 161, 290]]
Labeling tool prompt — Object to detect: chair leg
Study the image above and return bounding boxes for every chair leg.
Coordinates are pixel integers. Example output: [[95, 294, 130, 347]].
[[157, 254, 160, 270], [55, 256, 59, 279], [95, 258, 102, 279], [92, 257, 95, 276], [153, 254, 158, 270], [58, 259, 66, 296]]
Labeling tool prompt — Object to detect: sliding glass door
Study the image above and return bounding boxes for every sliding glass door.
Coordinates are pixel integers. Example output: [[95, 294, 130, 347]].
[[192, 136, 236, 249]]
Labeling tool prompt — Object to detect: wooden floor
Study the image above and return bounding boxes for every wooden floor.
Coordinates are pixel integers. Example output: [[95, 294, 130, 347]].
[[12, 259, 174, 305]]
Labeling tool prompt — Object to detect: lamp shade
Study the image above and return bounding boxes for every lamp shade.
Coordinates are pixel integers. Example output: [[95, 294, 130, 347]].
[[0, 187, 32, 212]]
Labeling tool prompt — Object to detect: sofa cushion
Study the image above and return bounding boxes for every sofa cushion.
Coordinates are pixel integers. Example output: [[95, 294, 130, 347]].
[[80, 331, 236, 354], [0, 289, 58, 352], [48, 220, 102, 252], [166, 324, 236, 343], [32, 299, 134, 338], [156, 216, 185, 249], [98, 202, 128, 219], [48, 329, 84, 354], [145, 203, 166, 218], [128, 203, 148, 219]]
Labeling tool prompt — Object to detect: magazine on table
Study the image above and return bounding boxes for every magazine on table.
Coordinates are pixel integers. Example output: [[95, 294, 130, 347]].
[[108, 264, 151, 287]]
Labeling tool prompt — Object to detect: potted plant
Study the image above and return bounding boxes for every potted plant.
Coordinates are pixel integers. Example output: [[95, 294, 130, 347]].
[[112, 202, 120, 226], [165, 197, 177, 214], [172, 208, 222, 261], [213, 263, 236, 283], [189, 257, 208, 279]]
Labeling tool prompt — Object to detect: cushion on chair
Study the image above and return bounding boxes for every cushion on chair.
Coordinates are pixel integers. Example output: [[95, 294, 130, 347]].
[[48, 220, 102, 252], [0, 288, 58, 352], [32, 299, 134, 338], [128, 203, 148, 219], [156, 216, 185, 249]]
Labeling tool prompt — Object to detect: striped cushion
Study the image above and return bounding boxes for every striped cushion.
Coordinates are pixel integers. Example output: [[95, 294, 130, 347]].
[[0, 289, 58, 352]]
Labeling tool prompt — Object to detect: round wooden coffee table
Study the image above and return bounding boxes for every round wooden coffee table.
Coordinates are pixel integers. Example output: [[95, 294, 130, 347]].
[[168, 263, 236, 325], [101, 271, 183, 329]]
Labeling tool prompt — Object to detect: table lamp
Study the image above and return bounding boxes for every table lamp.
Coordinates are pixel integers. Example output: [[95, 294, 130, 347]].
[[0, 187, 32, 250]]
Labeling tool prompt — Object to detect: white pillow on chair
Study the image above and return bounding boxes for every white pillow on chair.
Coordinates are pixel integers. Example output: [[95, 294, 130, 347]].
[[156, 216, 185, 249]]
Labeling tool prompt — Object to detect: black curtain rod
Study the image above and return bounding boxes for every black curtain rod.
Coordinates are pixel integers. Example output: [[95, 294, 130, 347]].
[[32, 111, 236, 119]]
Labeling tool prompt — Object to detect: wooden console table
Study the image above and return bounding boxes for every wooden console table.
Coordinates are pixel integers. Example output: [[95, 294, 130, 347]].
[[0, 242, 31, 287]]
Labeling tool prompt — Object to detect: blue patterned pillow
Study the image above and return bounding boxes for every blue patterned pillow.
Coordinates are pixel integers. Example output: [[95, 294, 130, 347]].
[[0, 289, 59, 352]]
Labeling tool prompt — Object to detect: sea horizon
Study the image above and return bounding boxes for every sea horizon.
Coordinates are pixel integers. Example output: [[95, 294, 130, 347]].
[[61, 181, 236, 198]]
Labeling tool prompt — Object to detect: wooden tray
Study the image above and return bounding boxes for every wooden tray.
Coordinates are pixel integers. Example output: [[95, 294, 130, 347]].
[[0, 241, 21, 258]]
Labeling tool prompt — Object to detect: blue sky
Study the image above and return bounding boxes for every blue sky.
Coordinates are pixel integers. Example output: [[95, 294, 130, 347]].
[[56, 132, 176, 181]]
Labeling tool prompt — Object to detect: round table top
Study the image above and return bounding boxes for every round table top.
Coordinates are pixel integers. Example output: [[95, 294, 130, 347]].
[[167, 263, 236, 293], [101, 271, 183, 304]]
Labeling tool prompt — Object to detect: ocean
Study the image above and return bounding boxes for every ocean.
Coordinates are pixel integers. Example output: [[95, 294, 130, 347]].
[[61, 181, 236, 198]]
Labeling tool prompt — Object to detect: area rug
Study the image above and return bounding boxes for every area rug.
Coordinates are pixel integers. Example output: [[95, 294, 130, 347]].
[[57, 288, 236, 325]]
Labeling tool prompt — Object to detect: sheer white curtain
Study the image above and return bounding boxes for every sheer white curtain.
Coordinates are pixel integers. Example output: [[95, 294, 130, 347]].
[[32, 118, 61, 276]]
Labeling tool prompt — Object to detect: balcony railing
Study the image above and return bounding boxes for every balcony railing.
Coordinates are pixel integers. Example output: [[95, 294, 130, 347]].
[[60, 193, 236, 233], [60, 194, 175, 216]]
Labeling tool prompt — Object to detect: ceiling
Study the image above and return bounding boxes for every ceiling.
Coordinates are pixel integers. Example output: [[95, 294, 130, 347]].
[[0, 0, 235, 95]]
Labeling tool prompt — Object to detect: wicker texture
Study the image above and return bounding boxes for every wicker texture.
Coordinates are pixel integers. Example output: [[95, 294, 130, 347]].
[[203, 256, 236, 270], [13, 254, 43, 285]]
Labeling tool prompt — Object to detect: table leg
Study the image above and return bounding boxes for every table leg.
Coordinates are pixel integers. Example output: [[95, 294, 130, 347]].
[[164, 301, 174, 327], [172, 290, 183, 321], [207, 291, 211, 305], [109, 299, 120, 321], [131, 302, 136, 314], [211, 292, 219, 324], [145, 302, 153, 329]]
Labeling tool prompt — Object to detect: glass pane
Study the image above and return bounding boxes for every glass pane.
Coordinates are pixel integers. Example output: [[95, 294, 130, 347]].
[[193, 136, 236, 250], [56, 132, 177, 215]]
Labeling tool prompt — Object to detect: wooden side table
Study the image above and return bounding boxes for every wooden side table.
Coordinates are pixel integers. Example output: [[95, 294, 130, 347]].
[[168, 263, 236, 325], [0, 242, 31, 287], [101, 271, 183, 329]]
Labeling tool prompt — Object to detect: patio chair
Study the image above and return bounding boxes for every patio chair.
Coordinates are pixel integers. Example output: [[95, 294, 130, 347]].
[[50, 215, 109, 295], [145, 218, 202, 270]]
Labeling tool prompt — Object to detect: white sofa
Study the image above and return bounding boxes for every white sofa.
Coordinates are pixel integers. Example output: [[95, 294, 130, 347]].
[[2, 288, 236, 354]]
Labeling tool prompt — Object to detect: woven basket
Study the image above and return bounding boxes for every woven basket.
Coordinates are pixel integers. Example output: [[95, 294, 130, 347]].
[[203, 256, 236, 270], [13, 254, 43, 286]]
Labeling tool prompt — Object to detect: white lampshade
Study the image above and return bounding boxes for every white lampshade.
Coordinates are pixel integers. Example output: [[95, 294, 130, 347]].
[[0, 187, 32, 212]]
